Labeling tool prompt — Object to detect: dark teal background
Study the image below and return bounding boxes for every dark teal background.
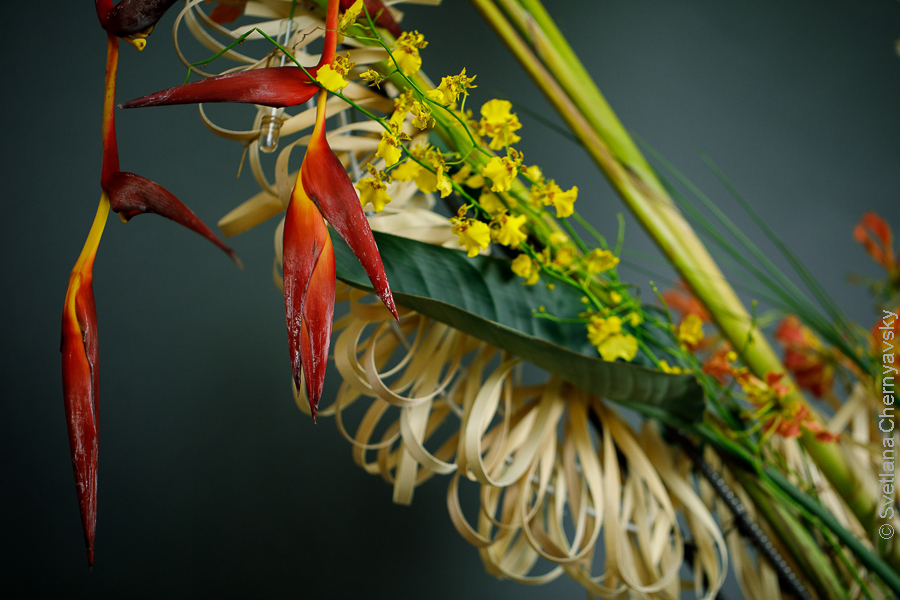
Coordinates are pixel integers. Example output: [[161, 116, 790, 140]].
[[1, 1, 898, 597]]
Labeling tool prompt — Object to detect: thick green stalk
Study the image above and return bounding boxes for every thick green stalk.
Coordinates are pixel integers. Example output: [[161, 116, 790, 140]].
[[471, 0, 900, 569], [738, 472, 852, 600]]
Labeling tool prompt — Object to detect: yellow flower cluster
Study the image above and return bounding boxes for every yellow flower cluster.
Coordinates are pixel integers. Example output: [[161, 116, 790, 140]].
[[529, 179, 578, 217], [586, 315, 638, 362], [478, 99, 521, 150], [356, 164, 393, 212], [583, 248, 618, 274], [393, 31, 428, 75], [428, 68, 477, 106], [392, 145, 452, 198]]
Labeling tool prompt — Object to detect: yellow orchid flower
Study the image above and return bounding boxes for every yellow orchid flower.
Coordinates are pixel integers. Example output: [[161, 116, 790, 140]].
[[450, 216, 490, 257], [492, 212, 528, 247], [511, 254, 540, 285]]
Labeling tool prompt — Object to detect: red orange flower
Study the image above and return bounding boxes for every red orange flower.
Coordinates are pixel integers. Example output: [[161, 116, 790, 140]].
[[854, 212, 898, 279], [774, 314, 833, 398]]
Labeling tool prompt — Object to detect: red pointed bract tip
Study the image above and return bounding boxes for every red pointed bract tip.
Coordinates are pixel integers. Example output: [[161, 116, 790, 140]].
[[61, 196, 110, 568], [103, 171, 241, 267], [340, 0, 402, 38], [283, 173, 336, 421], [301, 92, 398, 322], [120, 67, 320, 110]]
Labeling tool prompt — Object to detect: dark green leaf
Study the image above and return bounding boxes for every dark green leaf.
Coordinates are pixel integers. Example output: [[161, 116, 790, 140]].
[[333, 231, 705, 423]]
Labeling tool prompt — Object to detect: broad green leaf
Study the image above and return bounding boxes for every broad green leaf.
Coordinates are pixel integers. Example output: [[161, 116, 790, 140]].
[[333, 231, 705, 423]]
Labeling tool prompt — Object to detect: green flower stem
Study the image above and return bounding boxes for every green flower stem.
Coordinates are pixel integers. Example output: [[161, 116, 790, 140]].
[[472, 0, 900, 571]]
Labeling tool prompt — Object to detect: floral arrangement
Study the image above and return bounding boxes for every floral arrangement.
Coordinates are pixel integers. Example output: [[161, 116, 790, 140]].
[[59, 1, 900, 598]]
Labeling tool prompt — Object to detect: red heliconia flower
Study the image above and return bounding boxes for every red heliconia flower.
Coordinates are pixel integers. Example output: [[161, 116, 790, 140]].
[[340, 0, 403, 38], [61, 199, 109, 568], [283, 172, 336, 421], [120, 67, 322, 110], [774, 314, 834, 398], [854, 212, 898, 279], [62, 4, 238, 567], [280, 0, 397, 418], [123, 0, 398, 416]]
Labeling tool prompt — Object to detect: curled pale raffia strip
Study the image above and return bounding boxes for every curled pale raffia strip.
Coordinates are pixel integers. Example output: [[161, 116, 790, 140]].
[[302, 281, 725, 597]]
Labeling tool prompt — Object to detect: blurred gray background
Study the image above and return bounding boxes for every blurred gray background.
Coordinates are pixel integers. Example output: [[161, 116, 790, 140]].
[[1, 1, 898, 598]]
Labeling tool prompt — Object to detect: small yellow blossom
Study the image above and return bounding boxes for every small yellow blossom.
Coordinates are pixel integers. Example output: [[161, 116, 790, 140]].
[[394, 91, 415, 114], [583, 248, 619, 274], [479, 190, 506, 215], [511, 254, 540, 285], [410, 101, 434, 130], [356, 165, 393, 212], [587, 315, 622, 347], [360, 69, 385, 88], [524, 165, 544, 183], [451, 164, 485, 189], [627, 312, 642, 327], [548, 232, 569, 246], [435, 165, 453, 197], [492, 212, 528, 247], [587, 315, 637, 362], [451, 164, 472, 184], [376, 117, 410, 167], [465, 173, 485, 188], [431, 68, 477, 105], [678, 314, 705, 349], [528, 180, 577, 216], [451, 215, 490, 257], [478, 99, 522, 150], [553, 245, 575, 267], [482, 152, 521, 192], [658, 360, 685, 374], [338, 0, 364, 35], [377, 135, 403, 167], [551, 185, 577, 217], [391, 159, 422, 181], [393, 31, 427, 75], [599, 335, 638, 362], [317, 55, 355, 93]]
